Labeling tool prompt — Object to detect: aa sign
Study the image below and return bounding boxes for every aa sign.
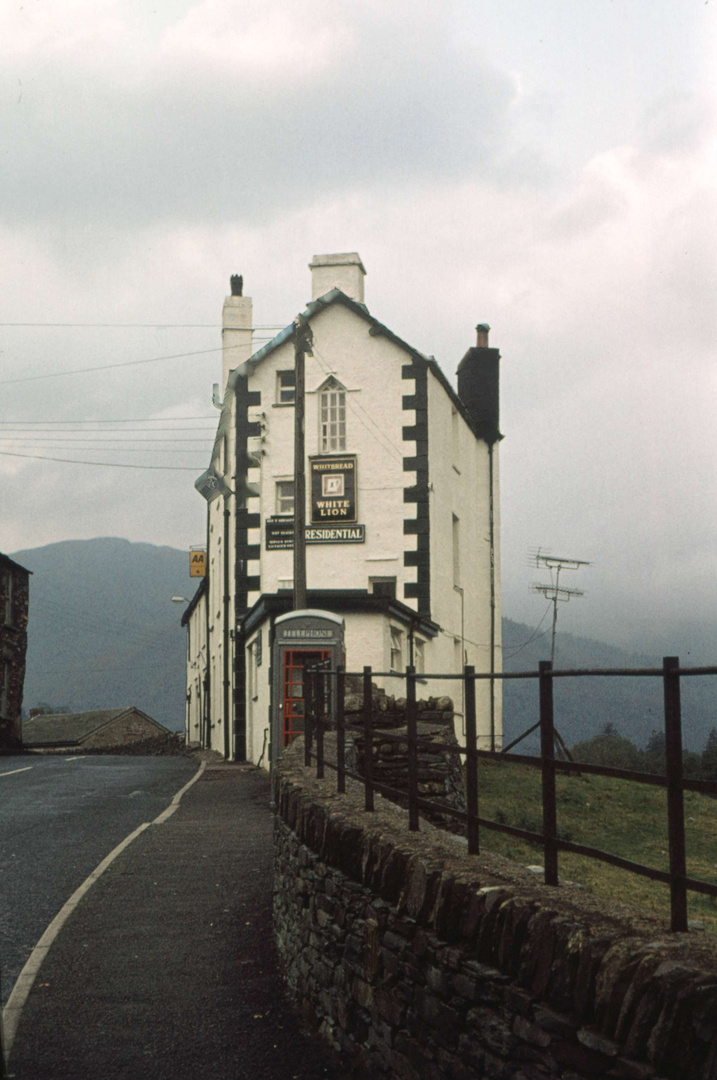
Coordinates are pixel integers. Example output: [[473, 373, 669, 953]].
[[190, 550, 207, 577]]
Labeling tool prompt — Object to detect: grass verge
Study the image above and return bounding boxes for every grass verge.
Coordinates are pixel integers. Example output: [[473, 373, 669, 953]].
[[476, 757, 717, 934]]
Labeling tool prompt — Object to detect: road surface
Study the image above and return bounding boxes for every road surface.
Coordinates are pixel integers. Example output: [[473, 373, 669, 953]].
[[0, 753, 198, 1003]]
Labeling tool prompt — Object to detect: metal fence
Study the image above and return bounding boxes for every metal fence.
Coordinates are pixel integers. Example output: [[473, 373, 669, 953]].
[[302, 657, 717, 933]]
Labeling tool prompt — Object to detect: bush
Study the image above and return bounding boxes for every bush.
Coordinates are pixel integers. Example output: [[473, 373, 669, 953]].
[[571, 724, 642, 770]]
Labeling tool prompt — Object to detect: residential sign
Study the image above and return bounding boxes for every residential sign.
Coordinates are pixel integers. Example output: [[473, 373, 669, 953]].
[[266, 518, 365, 550]]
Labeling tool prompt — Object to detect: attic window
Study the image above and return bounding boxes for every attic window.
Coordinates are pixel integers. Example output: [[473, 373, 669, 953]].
[[319, 377, 346, 453], [277, 370, 295, 404]]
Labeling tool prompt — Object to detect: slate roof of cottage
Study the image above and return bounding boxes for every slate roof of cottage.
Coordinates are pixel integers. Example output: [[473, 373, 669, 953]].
[[22, 707, 167, 747]]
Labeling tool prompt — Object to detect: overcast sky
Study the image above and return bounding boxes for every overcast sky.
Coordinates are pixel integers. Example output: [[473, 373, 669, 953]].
[[2, 0, 716, 654]]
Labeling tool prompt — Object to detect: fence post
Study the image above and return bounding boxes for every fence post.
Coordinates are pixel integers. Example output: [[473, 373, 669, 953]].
[[315, 665, 325, 781], [363, 666, 374, 812], [406, 666, 419, 831], [336, 665, 346, 794], [539, 661, 559, 887], [663, 656, 688, 932], [304, 665, 313, 768], [464, 665, 479, 855]]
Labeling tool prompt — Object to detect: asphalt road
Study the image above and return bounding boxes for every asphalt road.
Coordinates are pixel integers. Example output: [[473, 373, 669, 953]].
[[0, 754, 198, 1004]]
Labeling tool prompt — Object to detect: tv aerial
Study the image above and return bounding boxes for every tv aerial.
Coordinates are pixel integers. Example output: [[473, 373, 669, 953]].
[[529, 548, 591, 665]]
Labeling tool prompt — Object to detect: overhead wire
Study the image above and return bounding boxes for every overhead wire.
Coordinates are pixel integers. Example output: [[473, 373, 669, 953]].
[[2, 444, 209, 453], [310, 343, 405, 465], [503, 604, 553, 659], [0, 346, 227, 385], [0, 322, 284, 329], [0, 436, 213, 443], [0, 450, 204, 470], [0, 416, 217, 424]]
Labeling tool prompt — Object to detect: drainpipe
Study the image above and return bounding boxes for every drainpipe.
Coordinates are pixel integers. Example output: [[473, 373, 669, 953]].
[[204, 514, 211, 750], [489, 441, 496, 752], [223, 499, 231, 760]]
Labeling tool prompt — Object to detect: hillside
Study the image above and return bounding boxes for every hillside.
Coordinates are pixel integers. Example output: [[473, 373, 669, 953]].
[[9, 538, 715, 748], [12, 538, 192, 732], [502, 617, 716, 753]]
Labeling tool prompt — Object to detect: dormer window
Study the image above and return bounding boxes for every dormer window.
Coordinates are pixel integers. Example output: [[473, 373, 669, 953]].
[[319, 377, 346, 453]]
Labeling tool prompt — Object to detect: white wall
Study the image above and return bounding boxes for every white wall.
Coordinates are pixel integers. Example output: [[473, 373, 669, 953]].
[[185, 592, 207, 746], [245, 302, 418, 604], [190, 261, 502, 762], [424, 368, 502, 747]]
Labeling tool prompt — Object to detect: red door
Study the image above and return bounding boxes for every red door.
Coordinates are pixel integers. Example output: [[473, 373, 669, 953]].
[[282, 649, 330, 747]]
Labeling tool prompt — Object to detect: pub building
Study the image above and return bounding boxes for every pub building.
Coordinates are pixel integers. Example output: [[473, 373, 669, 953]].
[[182, 253, 503, 764]]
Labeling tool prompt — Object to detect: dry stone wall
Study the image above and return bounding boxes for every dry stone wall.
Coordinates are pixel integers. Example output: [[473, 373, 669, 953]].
[[273, 739, 717, 1080], [342, 683, 466, 831]]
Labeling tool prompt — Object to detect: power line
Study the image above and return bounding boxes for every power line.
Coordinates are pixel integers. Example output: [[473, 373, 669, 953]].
[[0, 346, 230, 385], [0, 450, 203, 470], [311, 343, 405, 465], [503, 604, 553, 659], [0, 436, 213, 443], [0, 416, 217, 425], [2, 444, 208, 453], [0, 322, 285, 329], [0, 427, 216, 434]]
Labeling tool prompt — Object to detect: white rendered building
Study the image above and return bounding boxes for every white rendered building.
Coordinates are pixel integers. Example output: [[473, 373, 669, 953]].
[[182, 253, 503, 763]]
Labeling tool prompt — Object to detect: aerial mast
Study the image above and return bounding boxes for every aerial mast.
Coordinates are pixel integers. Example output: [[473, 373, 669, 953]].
[[530, 549, 591, 664]]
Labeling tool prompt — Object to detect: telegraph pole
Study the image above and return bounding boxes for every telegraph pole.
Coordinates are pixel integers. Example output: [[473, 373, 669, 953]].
[[530, 550, 591, 761], [293, 315, 313, 610]]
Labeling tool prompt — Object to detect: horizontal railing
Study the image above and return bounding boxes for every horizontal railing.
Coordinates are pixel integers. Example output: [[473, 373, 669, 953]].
[[300, 658, 717, 933]]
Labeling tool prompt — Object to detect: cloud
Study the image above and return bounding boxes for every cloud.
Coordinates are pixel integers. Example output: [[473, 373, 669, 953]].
[[2, 0, 717, 654], [0, 0, 525, 231]]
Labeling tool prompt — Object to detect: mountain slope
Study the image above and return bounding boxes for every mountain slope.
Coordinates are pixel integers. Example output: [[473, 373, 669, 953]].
[[12, 538, 191, 731], [9, 538, 715, 749], [502, 617, 716, 753]]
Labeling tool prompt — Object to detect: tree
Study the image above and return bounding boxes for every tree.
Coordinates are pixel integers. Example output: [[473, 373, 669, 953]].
[[641, 730, 666, 775], [571, 727, 642, 770], [701, 727, 717, 780]]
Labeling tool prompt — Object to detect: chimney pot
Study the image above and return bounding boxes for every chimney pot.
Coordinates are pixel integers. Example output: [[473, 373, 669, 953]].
[[476, 323, 491, 348]]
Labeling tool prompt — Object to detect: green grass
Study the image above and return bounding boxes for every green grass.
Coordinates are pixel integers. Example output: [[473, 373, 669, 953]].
[[475, 758, 717, 933]]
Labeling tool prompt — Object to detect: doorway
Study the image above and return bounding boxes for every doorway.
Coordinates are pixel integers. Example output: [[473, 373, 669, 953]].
[[281, 649, 330, 747]]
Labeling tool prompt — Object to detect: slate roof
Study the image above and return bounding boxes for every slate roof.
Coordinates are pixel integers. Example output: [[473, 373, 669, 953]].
[[224, 287, 485, 440], [22, 707, 168, 747], [0, 552, 32, 576]]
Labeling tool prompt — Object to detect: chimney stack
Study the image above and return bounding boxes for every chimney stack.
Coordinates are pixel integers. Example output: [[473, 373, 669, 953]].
[[309, 252, 366, 303], [222, 276, 253, 393], [456, 323, 501, 444]]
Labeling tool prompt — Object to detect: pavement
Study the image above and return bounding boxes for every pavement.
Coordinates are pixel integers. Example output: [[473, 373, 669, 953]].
[[3, 763, 348, 1080]]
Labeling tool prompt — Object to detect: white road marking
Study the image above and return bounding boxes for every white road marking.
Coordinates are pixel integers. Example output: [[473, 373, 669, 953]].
[[64, 757, 83, 762], [1, 760, 205, 1061], [152, 760, 206, 824], [0, 767, 33, 778]]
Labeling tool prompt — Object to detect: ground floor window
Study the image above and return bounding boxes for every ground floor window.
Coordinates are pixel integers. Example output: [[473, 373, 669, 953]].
[[390, 627, 403, 672]]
